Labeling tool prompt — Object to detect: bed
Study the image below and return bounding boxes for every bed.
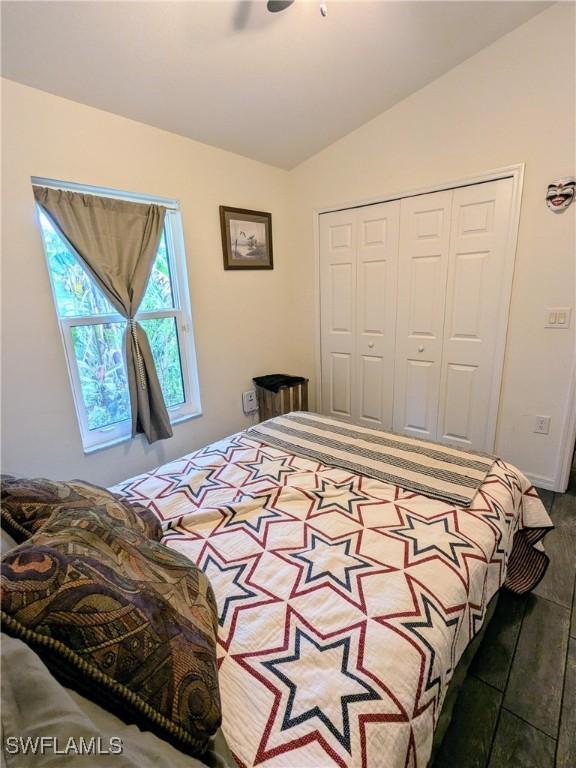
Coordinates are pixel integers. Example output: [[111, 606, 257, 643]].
[[104, 411, 553, 768]]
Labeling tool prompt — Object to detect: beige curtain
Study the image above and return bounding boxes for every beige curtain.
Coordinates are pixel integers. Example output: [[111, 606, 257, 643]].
[[34, 186, 173, 443]]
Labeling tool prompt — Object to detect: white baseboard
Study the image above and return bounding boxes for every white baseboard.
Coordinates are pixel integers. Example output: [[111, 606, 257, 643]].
[[522, 472, 559, 492]]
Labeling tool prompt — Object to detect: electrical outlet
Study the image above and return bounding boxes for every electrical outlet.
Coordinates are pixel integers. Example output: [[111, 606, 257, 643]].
[[242, 390, 258, 414], [534, 415, 551, 435]]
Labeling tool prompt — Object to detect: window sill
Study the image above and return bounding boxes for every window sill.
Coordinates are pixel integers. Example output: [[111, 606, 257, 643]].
[[82, 408, 203, 455]]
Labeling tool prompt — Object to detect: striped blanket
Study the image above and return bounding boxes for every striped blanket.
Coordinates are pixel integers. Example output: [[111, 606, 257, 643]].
[[247, 412, 495, 507]]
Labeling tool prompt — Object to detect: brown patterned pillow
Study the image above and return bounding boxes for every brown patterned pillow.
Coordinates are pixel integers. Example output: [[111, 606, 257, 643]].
[[1, 506, 221, 756], [0, 475, 161, 543]]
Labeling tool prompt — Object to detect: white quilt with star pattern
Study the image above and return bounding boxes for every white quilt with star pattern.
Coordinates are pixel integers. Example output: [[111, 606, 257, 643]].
[[112, 429, 552, 768]]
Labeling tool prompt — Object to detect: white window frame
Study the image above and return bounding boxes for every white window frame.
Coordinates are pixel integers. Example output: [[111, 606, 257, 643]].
[[33, 177, 202, 453]]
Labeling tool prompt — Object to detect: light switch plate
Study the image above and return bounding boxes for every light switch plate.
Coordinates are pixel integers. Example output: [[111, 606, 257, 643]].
[[545, 307, 572, 328]]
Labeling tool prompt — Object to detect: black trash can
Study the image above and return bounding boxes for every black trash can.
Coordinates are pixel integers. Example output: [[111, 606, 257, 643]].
[[253, 374, 309, 420]]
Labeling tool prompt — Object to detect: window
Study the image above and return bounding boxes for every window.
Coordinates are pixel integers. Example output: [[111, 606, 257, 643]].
[[36, 181, 201, 452]]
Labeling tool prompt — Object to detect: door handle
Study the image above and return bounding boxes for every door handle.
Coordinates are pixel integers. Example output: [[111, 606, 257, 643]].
[[418, 346, 425, 352], [368, 342, 375, 349]]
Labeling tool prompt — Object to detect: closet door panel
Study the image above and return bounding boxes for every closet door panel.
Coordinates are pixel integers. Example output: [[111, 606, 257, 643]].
[[356, 201, 400, 428], [359, 354, 384, 422], [320, 210, 356, 421], [330, 262, 354, 333], [438, 178, 514, 450], [393, 191, 453, 439], [442, 363, 477, 440], [330, 352, 353, 416], [404, 359, 435, 431]]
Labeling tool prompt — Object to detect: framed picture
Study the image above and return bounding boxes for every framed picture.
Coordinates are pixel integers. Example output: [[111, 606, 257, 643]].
[[219, 206, 273, 270]]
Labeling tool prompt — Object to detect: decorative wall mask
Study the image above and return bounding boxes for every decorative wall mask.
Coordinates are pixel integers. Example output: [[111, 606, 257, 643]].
[[546, 178, 575, 213]]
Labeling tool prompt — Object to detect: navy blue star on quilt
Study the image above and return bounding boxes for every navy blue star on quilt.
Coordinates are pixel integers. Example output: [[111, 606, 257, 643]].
[[201, 554, 256, 626], [402, 594, 460, 695], [244, 453, 297, 483], [468, 494, 508, 559], [310, 480, 367, 515], [167, 467, 222, 501], [291, 533, 372, 591], [491, 461, 522, 499], [220, 492, 282, 533], [389, 512, 471, 565], [262, 627, 381, 753], [196, 434, 247, 461]]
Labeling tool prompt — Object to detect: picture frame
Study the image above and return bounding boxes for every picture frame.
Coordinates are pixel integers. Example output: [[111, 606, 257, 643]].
[[219, 206, 273, 270]]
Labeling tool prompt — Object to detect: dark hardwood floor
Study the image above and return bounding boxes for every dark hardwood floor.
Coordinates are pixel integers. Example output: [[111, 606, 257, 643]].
[[433, 482, 576, 768]]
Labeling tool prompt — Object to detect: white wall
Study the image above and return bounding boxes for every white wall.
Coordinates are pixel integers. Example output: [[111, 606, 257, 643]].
[[2, 4, 574, 490], [1, 79, 305, 486], [288, 3, 575, 490]]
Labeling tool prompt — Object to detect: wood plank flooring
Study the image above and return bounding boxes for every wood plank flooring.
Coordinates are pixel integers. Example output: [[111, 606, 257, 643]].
[[432, 483, 576, 768]]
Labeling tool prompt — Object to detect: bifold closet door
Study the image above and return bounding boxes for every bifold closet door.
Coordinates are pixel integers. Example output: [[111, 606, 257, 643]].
[[355, 202, 400, 428], [437, 178, 514, 450], [321, 178, 514, 450], [320, 202, 400, 427], [393, 190, 453, 440], [320, 208, 357, 421]]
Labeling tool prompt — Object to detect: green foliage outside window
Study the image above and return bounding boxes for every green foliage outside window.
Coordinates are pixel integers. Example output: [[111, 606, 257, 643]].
[[40, 211, 185, 432]]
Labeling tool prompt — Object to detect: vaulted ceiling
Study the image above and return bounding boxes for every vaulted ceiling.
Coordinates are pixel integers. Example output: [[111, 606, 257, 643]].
[[1, 1, 549, 168]]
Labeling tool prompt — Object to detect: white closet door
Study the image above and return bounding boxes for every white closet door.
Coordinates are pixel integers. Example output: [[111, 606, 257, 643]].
[[393, 190, 453, 439], [437, 178, 514, 451], [320, 209, 357, 421], [356, 201, 400, 428]]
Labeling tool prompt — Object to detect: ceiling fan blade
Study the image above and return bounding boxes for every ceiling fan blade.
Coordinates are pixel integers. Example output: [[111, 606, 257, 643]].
[[267, 0, 295, 12]]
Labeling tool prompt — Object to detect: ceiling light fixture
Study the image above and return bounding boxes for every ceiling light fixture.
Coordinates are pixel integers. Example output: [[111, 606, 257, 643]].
[[266, 0, 294, 11], [266, 1, 327, 17]]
